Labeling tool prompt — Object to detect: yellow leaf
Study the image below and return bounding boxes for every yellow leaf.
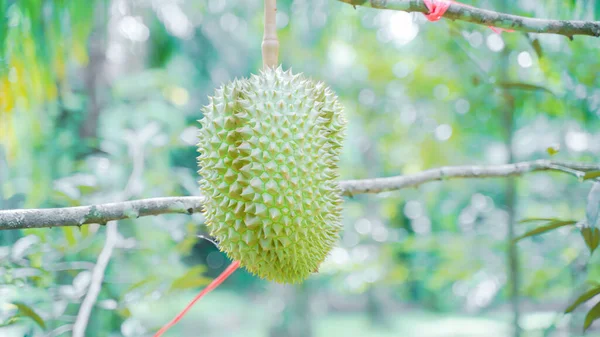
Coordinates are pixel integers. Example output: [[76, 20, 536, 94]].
[[72, 42, 89, 66], [0, 77, 14, 112]]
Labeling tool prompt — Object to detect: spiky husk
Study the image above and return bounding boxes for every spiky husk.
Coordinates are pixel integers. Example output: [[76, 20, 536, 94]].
[[197, 66, 347, 283]]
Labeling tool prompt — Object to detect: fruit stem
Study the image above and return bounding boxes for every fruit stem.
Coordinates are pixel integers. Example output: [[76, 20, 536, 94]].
[[153, 260, 240, 337], [262, 0, 279, 69]]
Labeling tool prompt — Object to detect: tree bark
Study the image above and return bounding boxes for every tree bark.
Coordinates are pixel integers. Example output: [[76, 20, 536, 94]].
[[337, 0, 600, 38], [1, 160, 598, 230]]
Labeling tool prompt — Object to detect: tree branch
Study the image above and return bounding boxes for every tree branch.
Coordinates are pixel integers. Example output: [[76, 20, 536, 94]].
[[0, 196, 206, 230], [0, 160, 597, 230], [339, 159, 597, 195], [338, 0, 600, 38]]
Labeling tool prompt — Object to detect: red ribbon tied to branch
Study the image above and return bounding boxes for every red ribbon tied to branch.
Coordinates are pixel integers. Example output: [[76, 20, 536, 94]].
[[423, 0, 453, 21], [422, 0, 515, 33]]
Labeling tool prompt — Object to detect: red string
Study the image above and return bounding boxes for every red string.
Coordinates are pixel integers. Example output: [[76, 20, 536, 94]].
[[489, 26, 515, 34], [422, 0, 514, 34], [423, 0, 453, 22], [153, 260, 241, 337]]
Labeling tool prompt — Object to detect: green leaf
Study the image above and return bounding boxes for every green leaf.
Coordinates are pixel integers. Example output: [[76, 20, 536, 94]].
[[0, 0, 7, 65], [171, 276, 211, 291], [584, 171, 600, 181], [531, 38, 543, 59], [345, 0, 368, 5], [117, 307, 132, 319], [513, 220, 577, 242], [586, 182, 600, 228], [77, 184, 99, 195], [51, 190, 81, 206], [546, 145, 560, 156], [565, 285, 600, 313], [581, 227, 600, 254], [0, 315, 20, 328], [498, 82, 556, 96], [124, 275, 159, 294], [80, 224, 90, 238], [169, 266, 211, 291], [13, 302, 46, 330], [584, 301, 600, 331], [62, 227, 77, 247], [519, 218, 564, 224], [175, 236, 197, 255]]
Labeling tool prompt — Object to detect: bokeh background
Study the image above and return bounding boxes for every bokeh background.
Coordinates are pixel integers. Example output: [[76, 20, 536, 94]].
[[1, 0, 600, 336]]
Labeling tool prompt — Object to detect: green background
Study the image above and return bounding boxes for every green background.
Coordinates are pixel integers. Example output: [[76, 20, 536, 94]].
[[1, 0, 600, 336]]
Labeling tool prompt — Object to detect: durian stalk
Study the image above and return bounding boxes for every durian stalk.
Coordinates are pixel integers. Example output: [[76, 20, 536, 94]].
[[262, 0, 279, 69]]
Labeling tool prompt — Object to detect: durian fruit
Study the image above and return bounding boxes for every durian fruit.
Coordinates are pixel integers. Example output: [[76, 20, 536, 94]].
[[197, 66, 347, 283]]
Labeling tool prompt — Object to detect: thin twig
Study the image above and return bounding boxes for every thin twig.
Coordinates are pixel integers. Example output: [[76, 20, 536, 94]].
[[338, 0, 600, 38], [71, 122, 151, 335], [71, 222, 119, 337], [547, 164, 585, 179], [0, 160, 597, 230], [45, 324, 74, 337], [47, 261, 96, 272]]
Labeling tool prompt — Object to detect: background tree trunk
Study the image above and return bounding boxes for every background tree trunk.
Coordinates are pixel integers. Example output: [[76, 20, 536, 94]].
[[268, 282, 314, 337], [500, 28, 521, 337]]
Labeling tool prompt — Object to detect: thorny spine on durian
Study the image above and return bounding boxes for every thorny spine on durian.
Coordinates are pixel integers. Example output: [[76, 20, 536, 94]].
[[197, 66, 347, 283]]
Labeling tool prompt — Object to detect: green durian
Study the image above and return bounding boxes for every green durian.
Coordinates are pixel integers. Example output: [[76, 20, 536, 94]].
[[197, 66, 347, 283]]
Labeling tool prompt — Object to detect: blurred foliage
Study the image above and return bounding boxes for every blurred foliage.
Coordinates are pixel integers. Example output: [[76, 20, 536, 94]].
[[1, 0, 600, 336], [0, 0, 95, 161]]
